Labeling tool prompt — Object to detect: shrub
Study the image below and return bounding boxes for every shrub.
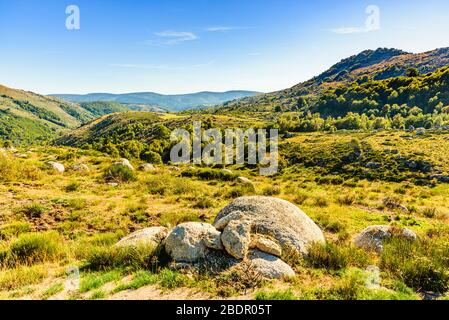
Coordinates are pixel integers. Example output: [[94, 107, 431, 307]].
[[0, 154, 42, 182], [306, 242, 371, 271], [21, 203, 47, 218], [141, 151, 163, 165], [313, 195, 329, 207], [84, 244, 165, 272], [215, 261, 264, 297], [337, 193, 356, 206], [193, 197, 215, 209], [0, 265, 48, 290], [256, 289, 297, 300], [0, 222, 31, 240], [158, 269, 190, 289], [8, 231, 65, 265], [380, 238, 449, 293], [316, 215, 346, 233], [294, 191, 309, 205], [65, 181, 80, 192], [105, 165, 136, 183], [262, 186, 281, 196], [182, 168, 236, 181], [421, 207, 437, 219], [225, 185, 255, 199]]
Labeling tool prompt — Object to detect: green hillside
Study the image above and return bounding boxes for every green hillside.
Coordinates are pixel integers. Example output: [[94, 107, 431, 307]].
[[0, 85, 145, 144], [218, 47, 449, 114]]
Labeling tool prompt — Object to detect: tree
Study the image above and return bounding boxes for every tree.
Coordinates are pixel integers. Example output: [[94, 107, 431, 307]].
[[142, 151, 163, 164], [406, 67, 419, 77]]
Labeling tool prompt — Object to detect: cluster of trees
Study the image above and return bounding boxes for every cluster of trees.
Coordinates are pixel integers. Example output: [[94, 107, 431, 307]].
[[312, 66, 449, 117], [84, 124, 174, 163], [276, 111, 449, 133]]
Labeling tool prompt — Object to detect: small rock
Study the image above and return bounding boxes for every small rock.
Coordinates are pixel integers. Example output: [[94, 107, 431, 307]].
[[222, 169, 233, 175], [107, 182, 119, 187], [354, 225, 417, 253], [112, 158, 134, 171], [221, 220, 252, 259], [246, 250, 295, 279], [115, 227, 168, 249], [416, 128, 426, 136], [204, 229, 224, 251], [237, 177, 253, 185], [214, 211, 244, 231], [138, 163, 156, 172], [46, 161, 65, 173], [251, 236, 282, 257]]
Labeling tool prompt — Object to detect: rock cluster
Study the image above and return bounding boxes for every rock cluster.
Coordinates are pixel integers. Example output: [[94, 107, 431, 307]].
[[115, 196, 326, 279]]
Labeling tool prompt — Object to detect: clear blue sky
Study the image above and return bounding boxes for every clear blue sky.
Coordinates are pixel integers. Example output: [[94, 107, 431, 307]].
[[1, 0, 449, 95]]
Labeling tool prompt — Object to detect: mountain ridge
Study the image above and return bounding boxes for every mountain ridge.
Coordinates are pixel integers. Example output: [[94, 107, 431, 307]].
[[50, 90, 262, 112], [218, 47, 449, 113]]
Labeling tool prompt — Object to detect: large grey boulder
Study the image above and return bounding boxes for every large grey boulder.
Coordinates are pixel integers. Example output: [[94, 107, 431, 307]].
[[354, 225, 417, 253], [214, 196, 325, 257], [164, 222, 221, 263], [115, 227, 168, 249], [246, 250, 295, 279], [46, 161, 65, 173], [112, 158, 134, 171]]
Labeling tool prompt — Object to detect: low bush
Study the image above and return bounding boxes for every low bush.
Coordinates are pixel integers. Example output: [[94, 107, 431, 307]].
[[306, 242, 372, 271], [7, 231, 65, 265], [182, 168, 236, 181], [0, 222, 31, 240], [262, 186, 281, 196], [104, 165, 136, 183], [21, 203, 47, 219], [83, 244, 166, 272], [65, 181, 80, 192], [256, 289, 298, 300], [0, 265, 48, 290], [380, 238, 449, 293]]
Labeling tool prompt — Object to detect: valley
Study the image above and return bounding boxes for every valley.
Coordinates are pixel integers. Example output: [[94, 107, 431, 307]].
[[1, 47, 449, 301]]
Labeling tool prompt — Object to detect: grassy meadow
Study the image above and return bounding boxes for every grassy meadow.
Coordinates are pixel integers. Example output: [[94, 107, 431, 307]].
[[1, 129, 449, 300]]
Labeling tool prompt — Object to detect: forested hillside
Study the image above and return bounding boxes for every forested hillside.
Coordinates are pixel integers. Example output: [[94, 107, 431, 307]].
[[219, 47, 449, 114]]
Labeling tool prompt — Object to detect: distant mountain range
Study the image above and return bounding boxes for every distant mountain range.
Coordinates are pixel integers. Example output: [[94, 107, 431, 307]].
[[50, 91, 262, 112], [0, 86, 259, 144], [3, 46, 449, 145]]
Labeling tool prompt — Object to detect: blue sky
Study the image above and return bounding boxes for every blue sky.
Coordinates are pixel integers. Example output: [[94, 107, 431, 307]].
[[1, 0, 449, 94]]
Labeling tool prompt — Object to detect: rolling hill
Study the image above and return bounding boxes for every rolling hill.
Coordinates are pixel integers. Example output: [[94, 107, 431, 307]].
[[51, 90, 262, 112], [0, 85, 151, 144], [218, 47, 449, 114]]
